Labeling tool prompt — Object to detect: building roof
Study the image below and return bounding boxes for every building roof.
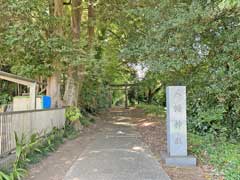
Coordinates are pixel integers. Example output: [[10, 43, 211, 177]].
[[0, 71, 36, 86]]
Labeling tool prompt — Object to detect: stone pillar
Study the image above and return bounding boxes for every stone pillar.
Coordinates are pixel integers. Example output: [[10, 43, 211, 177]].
[[29, 83, 36, 110], [164, 86, 196, 166]]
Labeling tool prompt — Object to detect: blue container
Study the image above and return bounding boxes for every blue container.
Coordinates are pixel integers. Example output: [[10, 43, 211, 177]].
[[42, 96, 51, 109]]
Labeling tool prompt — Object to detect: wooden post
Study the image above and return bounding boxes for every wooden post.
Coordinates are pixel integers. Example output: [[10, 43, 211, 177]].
[[136, 88, 139, 105], [29, 83, 36, 110], [125, 85, 128, 109], [109, 87, 112, 108]]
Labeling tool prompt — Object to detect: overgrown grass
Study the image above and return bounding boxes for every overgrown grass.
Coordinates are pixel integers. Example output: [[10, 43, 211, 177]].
[[189, 134, 240, 180], [80, 117, 94, 127], [137, 103, 165, 117], [138, 104, 240, 180], [0, 124, 80, 180], [26, 128, 66, 165]]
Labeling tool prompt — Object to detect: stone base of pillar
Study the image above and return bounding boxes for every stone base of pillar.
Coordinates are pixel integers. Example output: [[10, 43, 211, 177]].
[[162, 152, 197, 167]]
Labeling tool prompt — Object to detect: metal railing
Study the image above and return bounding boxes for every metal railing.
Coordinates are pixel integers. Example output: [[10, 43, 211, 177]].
[[0, 108, 66, 156]]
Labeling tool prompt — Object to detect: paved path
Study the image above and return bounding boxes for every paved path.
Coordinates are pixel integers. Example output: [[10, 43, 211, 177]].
[[64, 109, 170, 180]]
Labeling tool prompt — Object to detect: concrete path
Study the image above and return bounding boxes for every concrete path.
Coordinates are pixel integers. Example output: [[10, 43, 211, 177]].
[[64, 110, 170, 180]]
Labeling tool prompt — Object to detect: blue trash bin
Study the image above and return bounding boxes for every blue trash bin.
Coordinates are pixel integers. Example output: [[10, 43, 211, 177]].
[[42, 96, 51, 109]]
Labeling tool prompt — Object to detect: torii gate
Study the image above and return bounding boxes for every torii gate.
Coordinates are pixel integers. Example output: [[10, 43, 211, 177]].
[[0, 71, 37, 110], [109, 83, 139, 109]]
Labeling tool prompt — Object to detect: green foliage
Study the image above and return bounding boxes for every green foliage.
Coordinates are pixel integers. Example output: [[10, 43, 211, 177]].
[[139, 104, 240, 179], [0, 133, 35, 180], [0, 171, 11, 180], [80, 118, 92, 127], [0, 0, 86, 78], [63, 123, 80, 140], [189, 133, 240, 180], [120, 0, 240, 139], [65, 106, 82, 122], [137, 104, 165, 117], [14, 132, 28, 168], [1, 0, 240, 178], [0, 124, 80, 179], [0, 93, 11, 105], [80, 76, 111, 113], [190, 105, 228, 137]]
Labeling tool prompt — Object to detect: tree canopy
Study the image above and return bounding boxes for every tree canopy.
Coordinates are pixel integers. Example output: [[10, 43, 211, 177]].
[[0, 0, 240, 139]]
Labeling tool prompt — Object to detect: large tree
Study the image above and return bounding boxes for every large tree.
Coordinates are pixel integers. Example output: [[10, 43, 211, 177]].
[[46, 0, 64, 108], [63, 0, 83, 106]]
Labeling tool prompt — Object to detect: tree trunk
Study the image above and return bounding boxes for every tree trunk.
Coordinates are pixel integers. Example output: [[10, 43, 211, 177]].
[[47, 0, 54, 37], [47, 72, 61, 107], [54, 0, 63, 35], [63, 0, 83, 107], [88, 0, 95, 48], [147, 85, 162, 104], [147, 88, 153, 104], [71, 0, 82, 40], [63, 67, 79, 106], [46, 0, 63, 108]]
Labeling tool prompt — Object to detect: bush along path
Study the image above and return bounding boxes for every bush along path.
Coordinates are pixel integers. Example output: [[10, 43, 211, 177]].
[[0, 128, 67, 180]]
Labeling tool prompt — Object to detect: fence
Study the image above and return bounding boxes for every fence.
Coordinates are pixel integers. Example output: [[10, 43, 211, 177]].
[[0, 108, 66, 156]]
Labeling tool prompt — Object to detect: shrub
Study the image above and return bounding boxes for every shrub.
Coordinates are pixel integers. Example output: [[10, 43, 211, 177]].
[[65, 106, 82, 122]]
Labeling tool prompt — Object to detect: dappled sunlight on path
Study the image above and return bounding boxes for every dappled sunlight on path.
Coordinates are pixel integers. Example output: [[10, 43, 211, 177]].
[[26, 107, 207, 180], [64, 107, 170, 180]]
